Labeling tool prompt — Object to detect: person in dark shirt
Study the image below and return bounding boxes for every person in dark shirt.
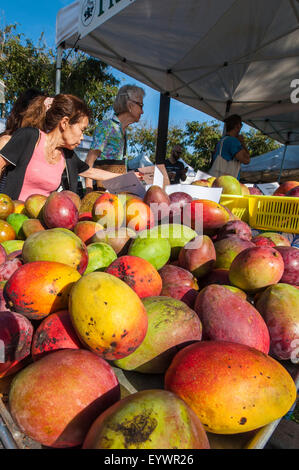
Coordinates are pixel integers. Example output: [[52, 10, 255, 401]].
[[165, 145, 188, 184]]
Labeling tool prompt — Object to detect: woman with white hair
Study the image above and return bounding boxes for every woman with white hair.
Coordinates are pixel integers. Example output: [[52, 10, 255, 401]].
[[84, 84, 145, 191]]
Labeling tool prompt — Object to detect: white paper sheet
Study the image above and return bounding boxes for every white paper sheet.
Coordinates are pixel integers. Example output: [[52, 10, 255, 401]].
[[153, 166, 164, 188], [257, 182, 280, 195], [165, 184, 222, 203], [103, 171, 146, 198], [194, 170, 213, 181]]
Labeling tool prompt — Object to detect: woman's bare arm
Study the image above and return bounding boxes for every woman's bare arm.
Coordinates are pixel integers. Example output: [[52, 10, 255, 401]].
[[0, 154, 9, 177], [0, 135, 11, 151], [79, 166, 120, 182], [84, 149, 101, 189]]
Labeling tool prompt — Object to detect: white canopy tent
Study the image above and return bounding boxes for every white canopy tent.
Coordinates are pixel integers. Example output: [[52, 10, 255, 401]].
[[56, 0, 299, 165]]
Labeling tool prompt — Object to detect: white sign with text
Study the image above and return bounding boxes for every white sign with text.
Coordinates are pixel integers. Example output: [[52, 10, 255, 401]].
[[79, 0, 136, 39], [257, 182, 280, 195]]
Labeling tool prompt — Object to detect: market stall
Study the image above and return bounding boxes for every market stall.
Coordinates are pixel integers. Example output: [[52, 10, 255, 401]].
[[0, 0, 298, 452], [56, 0, 299, 161]]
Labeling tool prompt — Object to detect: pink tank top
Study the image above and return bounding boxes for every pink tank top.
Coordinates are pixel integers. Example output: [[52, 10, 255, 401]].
[[19, 131, 66, 201]]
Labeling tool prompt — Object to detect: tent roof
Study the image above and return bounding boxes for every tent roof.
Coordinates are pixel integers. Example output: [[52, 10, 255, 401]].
[[56, 0, 299, 145], [241, 145, 299, 172]]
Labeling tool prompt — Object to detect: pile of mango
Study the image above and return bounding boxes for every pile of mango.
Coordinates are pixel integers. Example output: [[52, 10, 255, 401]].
[[0, 175, 298, 449]]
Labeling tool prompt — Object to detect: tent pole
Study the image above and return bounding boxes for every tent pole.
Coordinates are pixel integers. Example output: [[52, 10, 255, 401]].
[[278, 144, 288, 183], [278, 132, 291, 183], [222, 100, 232, 136], [55, 45, 64, 95], [155, 92, 170, 164]]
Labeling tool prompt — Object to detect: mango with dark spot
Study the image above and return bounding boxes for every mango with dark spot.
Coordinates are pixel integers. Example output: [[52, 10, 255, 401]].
[[165, 341, 297, 434], [106, 255, 162, 298], [4, 261, 81, 320], [114, 296, 202, 374], [31, 310, 82, 360], [9, 349, 120, 448], [83, 389, 210, 449], [69, 272, 148, 360]]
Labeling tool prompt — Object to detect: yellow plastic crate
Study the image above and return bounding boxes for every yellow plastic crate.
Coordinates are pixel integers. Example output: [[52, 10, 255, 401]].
[[220, 194, 299, 233], [248, 195, 299, 234], [220, 194, 249, 222]]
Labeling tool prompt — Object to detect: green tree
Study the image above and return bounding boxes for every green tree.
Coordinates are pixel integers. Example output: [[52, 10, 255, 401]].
[[244, 128, 281, 157], [0, 24, 119, 131], [184, 121, 222, 171]]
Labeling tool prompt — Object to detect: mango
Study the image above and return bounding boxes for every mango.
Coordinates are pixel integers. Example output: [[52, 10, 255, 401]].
[[143, 185, 170, 223], [159, 264, 199, 308], [0, 311, 33, 378], [128, 230, 171, 270], [149, 223, 197, 260], [106, 255, 162, 298], [186, 200, 229, 233], [214, 235, 255, 270], [194, 285, 270, 353], [256, 283, 299, 361], [85, 242, 117, 274], [91, 227, 136, 256], [178, 235, 216, 278], [24, 194, 47, 219], [229, 246, 284, 293], [4, 261, 81, 320], [93, 193, 124, 229], [212, 175, 242, 195], [114, 296, 202, 374], [165, 341, 297, 434], [68, 272, 148, 361], [252, 232, 291, 247], [22, 228, 88, 274], [31, 310, 82, 360], [9, 349, 120, 448], [125, 198, 155, 232], [79, 190, 105, 214], [42, 192, 79, 231], [83, 390, 210, 449]]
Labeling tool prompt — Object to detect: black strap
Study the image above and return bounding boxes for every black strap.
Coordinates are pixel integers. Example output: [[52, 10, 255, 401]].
[[112, 117, 127, 157], [123, 132, 127, 157]]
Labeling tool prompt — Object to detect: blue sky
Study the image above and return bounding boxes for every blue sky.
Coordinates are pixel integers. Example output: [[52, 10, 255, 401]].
[[1, 1, 221, 130]]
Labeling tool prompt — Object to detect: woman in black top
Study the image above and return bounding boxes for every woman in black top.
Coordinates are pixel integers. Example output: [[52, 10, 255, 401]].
[[0, 94, 121, 200]]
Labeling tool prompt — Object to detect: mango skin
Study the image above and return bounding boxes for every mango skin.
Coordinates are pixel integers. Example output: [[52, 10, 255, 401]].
[[4, 261, 81, 320], [229, 246, 284, 293], [83, 389, 210, 449], [22, 228, 88, 274], [256, 283, 299, 361], [114, 296, 202, 373], [128, 231, 171, 270], [69, 272, 148, 361], [165, 341, 297, 434], [194, 285, 270, 353], [9, 349, 120, 448], [149, 224, 198, 260]]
